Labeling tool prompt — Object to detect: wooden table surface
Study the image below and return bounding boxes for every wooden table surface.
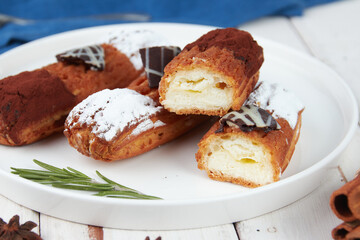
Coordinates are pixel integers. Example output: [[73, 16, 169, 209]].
[[1, 1, 360, 239]]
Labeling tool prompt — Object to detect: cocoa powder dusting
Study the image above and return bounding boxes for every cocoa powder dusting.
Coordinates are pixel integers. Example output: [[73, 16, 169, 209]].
[[184, 28, 264, 77], [0, 69, 76, 143]]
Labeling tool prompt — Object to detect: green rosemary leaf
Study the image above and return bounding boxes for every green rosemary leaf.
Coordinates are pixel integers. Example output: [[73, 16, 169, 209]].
[[51, 183, 108, 192], [95, 190, 161, 200], [33, 159, 65, 174], [10, 159, 162, 200], [32, 179, 60, 184], [62, 168, 84, 178], [14, 174, 50, 181], [67, 167, 91, 179], [96, 171, 136, 192], [12, 169, 72, 178]]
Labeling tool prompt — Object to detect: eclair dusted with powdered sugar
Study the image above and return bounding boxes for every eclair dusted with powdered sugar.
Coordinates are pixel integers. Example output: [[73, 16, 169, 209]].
[[64, 76, 207, 162], [64, 45, 206, 162], [159, 28, 264, 116], [196, 81, 304, 188]]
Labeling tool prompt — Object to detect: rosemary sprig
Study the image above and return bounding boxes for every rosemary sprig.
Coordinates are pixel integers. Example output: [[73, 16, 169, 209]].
[[11, 159, 161, 200]]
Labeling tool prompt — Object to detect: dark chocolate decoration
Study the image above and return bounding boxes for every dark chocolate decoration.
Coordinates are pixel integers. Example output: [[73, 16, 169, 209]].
[[216, 105, 281, 133], [56, 44, 105, 71], [139, 46, 181, 88]]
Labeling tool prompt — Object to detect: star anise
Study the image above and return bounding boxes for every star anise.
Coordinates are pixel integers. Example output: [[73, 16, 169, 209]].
[[0, 215, 42, 240], [145, 236, 162, 240]]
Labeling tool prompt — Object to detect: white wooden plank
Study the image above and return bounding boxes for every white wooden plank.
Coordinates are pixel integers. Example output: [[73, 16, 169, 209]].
[[291, 0, 360, 108], [0, 194, 40, 235], [240, 16, 310, 53], [103, 224, 238, 240], [40, 214, 95, 240], [235, 167, 344, 240]]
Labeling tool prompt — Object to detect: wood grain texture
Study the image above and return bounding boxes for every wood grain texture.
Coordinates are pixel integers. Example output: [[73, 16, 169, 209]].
[[39, 214, 91, 240], [0, 194, 40, 235], [240, 16, 309, 53], [103, 224, 239, 240], [235, 168, 344, 240], [291, 0, 360, 108]]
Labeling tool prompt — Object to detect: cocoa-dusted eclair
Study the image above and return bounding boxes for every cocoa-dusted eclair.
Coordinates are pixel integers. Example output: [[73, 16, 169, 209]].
[[0, 69, 76, 146], [159, 28, 264, 116], [195, 81, 304, 188]]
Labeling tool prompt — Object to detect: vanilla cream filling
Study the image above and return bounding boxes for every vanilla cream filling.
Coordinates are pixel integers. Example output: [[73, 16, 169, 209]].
[[205, 135, 274, 185], [162, 69, 233, 111]]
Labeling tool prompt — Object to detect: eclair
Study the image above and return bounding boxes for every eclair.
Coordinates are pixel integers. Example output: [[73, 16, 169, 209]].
[[0, 69, 76, 146], [44, 43, 142, 102], [64, 76, 207, 161], [159, 28, 264, 116], [195, 81, 304, 187]]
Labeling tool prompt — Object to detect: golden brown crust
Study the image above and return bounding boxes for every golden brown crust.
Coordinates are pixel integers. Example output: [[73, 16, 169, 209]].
[[45, 44, 142, 102], [159, 46, 261, 116], [196, 112, 303, 188], [64, 75, 208, 161], [0, 109, 70, 146]]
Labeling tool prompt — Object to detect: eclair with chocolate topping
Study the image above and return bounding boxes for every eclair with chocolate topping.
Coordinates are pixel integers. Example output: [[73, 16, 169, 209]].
[[44, 43, 142, 103], [195, 81, 304, 188], [159, 28, 264, 116]]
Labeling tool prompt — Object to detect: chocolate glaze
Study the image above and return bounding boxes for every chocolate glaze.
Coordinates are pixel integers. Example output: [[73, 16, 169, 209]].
[[139, 46, 181, 88], [56, 44, 105, 71], [184, 28, 263, 77], [216, 105, 280, 133]]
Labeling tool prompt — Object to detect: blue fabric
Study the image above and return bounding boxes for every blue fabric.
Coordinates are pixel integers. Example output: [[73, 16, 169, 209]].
[[0, 0, 338, 54]]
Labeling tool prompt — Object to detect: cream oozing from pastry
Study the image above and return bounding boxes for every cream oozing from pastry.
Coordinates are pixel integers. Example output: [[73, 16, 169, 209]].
[[66, 88, 163, 141], [162, 68, 233, 112], [206, 134, 274, 186], [102, 29, 169, 70]]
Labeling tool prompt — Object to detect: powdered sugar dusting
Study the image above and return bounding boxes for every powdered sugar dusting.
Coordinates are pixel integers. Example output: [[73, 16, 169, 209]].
[[246, 81, 304, 129], [103, 29, 169, 70], [66, 88, 163, 141], [131, 119, 165, 136]]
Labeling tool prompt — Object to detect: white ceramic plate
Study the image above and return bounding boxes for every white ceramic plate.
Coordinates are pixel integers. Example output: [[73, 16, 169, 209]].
[[0, 23, 358, 230]]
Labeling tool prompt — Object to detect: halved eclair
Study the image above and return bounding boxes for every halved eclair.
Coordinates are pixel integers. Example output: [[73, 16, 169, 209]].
[[195, 81, 304, 187], [159, 28, 264, 116]]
